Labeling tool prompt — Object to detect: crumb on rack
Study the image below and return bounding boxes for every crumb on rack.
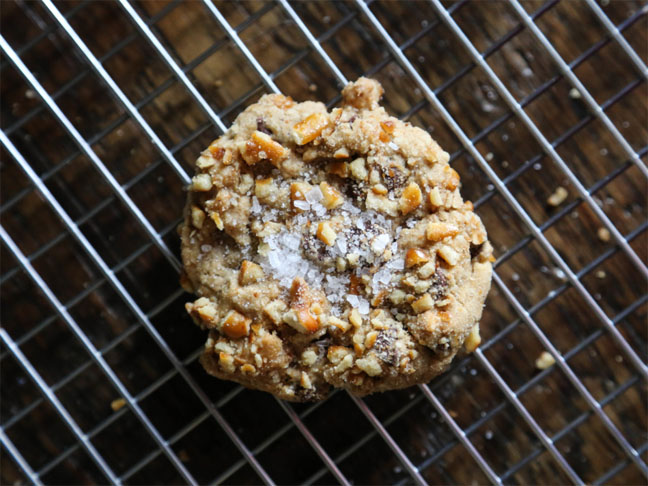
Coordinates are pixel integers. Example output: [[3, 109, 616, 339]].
[[535, 351, 556, 370], [111, 398, 127, 412], [547, 186, 568, 207]]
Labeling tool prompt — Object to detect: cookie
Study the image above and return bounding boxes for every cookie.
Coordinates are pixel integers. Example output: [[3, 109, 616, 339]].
[[180, 78, 493, 401]]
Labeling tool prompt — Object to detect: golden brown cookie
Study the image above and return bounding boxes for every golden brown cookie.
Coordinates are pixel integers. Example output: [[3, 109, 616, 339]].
[[180, 78, 493, 401]]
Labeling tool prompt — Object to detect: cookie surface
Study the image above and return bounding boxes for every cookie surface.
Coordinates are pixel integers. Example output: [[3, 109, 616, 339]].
[[180, 78, 493, 401]]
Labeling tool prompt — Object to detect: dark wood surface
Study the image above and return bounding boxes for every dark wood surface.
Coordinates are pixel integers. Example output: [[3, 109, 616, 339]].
[[1, 1, 646, 485]]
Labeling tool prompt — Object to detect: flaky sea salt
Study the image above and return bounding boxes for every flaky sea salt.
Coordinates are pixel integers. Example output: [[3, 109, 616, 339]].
[[294, 200, 310, 210], [251, 196, 262, 215], [305, 187, 324, 204]]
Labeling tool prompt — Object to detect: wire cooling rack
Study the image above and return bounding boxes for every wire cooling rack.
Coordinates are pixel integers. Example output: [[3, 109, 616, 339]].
[[1, 1, 647, 484]]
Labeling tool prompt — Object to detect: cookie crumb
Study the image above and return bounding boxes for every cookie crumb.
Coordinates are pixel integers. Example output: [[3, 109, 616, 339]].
[[111, 398, 127, 412], [597, 227, 611, 242], [595, 270, 606, 279], [535, 351, 556, 370], [547, 186, 568, 207]]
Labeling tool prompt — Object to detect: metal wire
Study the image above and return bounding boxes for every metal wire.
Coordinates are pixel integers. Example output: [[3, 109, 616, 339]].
[[2, 1, 646, 485]]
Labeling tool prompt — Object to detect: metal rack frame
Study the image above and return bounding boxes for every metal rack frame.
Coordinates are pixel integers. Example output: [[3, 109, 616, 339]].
[[1, 1, 646, 485]]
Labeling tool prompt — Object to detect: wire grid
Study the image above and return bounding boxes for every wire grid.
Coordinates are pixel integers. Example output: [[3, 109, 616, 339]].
[[1, 0, 646, 484]]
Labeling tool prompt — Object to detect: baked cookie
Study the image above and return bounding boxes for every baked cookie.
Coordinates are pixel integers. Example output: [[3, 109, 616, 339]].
[[180, 78, 493, 401]]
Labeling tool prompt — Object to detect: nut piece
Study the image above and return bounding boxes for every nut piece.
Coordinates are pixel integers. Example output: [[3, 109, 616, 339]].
[[464, 324, 481, 353], [426, 222, 459, 242], [241, 130, 288, 166], [366, 191, 399, 216], [221, 310, 251, 339], [429, 186, 443, 208], [192, 173, 212, 192], [597, 227, 611, 242], [293, 113, 329, 145], [349, 309, 363, 328], [327, 346, 352, 364], [211, 213, 224, 230], [444, 166, 460, 190], [547, 186, 568, 207], [239, 260, 264, 285], [191, 205, 205, 229], [334, 148, 350, 159], [111, 398, 127, 412], [290, 182, 311, 211], [186, 297, 217, 323], [196, 154, 216, 169], [355, 355, 382, 376], [286, 278, 319, 333], [254, 177, 275, 200], [438, 245, 460, 266], [218, 352, 235, 373], [264, 299, 287, 325], [399, 182, 422, 215], [412, 294, 434, 313], [365, 331, 378, 349], [300, 372, 313, 389], [349, 158, 368, 181], [319, 182, 344, 209], [328, 316, 352, 333], [535, 351, 556, 370], [317, 221, 337, 246], [418, 261, 436, 279], [405, 248, 429, 268], [372, 183, 388, 195]]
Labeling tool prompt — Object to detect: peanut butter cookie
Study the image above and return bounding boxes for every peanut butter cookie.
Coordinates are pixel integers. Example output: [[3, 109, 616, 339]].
[[180, 78, 493, 401]]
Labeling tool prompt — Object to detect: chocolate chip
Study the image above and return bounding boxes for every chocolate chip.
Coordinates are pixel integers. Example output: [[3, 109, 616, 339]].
[[256, 117, 272, 135], [344, 179, 365, 200], [348, 116, 357, 124], [470, 243, 484, 260], [302, 233, 332, 263], [431, 270, 449, 301], [374, 328, 398, 365], [380, 165, 406, 191]]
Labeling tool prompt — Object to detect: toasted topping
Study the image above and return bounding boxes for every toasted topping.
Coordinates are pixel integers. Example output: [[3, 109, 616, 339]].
[[197, 154, 216, 169], [399, 183, 422, 215], [365, 331, 378, 349], [293, 113, 329, 145], [372, 183, 388, 195], [355, 355, 383, 376], [438, 245, 460, 266], [285, 278, 319, 333], [412, 294, 434, 313], [349, 309, 363, 328], [418, 261, 437, 279], [255, 177, 275, 200], [211, 213, 224, 231], [290, 182, 311, 211], [366, 191, 399, 216], [240, 364, 256, 374], [334, 147, 350, 159], [349, 158, 368, 181], [464, 324, 481, 353], [535, 351, 556, 370], [547, 186, 568, 207], [191, 205, 205, 229], [300, 371, 313, 389], [327, 346, 352, 364], [426, 222, 459, 242], [429, 186, 443, 208], [221, 310, 251, 339], [192, 173, 212, 191], [444, 166, 460, 190], [317, 221, 337, 246], [218, 352, 235, 373], [328, 316, 352, 333], [186, 297, 217, 322], [242, 131, 288, 166], [405, 248, 429, 268], [264, 299, 287, 325], [319, 182, 344, 209], [329, 162, 348, 177], [239, 260, 264, 285]]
